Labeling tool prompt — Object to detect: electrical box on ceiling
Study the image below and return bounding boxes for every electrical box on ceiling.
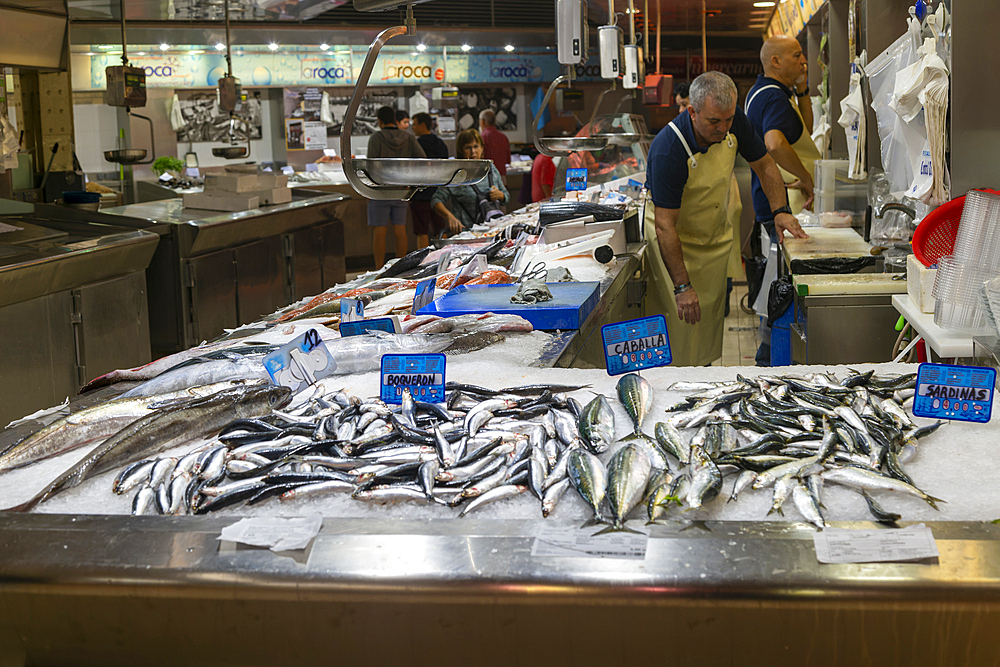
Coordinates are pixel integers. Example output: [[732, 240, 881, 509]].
[[556, 88, 586, 112], [556, 0, 588, 66], [104, 65, 147, 108], [598, 25, 623, 79], [217, 76, 243, 113], [622, 45, 643, 90], [643, 74, 674, 106], [432, 86, 460, 108]]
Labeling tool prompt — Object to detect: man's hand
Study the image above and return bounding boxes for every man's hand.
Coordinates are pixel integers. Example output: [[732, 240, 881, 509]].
[[447, 213, 463, 233], [786, 178, 815, 210], [774, 212, 808, 243], [488, 186, 504, 202], [676, 289, 701, 325]]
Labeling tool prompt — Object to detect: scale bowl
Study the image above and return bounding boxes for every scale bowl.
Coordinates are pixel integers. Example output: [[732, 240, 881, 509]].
[[104, 148, 148, 165], [212, 146, 249, 159], [593, 133, 648, 146], [537, 137, 609, 152], [350, 158, 492, 187]]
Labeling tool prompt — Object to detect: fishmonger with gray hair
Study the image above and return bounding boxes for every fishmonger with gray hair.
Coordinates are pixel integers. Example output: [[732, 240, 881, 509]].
[[644, 71, 807, 366]]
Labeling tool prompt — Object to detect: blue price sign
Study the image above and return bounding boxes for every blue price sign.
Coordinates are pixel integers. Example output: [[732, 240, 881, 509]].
[[340, 316, 401, 337], [263, 328, 336, 393], [601, 315, 672, 376], [413, 277, 436, 313], [566, 168, 588, 191], [341, 298, 365, 322], [913, 363, 995, 423], [381, 354, 446, 404]]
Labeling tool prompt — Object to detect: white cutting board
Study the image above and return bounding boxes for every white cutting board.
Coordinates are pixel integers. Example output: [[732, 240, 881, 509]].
[[783, 227, 873, 261], [793, 273, 908, 295]]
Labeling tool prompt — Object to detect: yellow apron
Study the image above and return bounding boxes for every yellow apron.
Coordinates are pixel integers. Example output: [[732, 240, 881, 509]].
[[644, 122, 738, 367], [726, 174, 743, 279], [745, 85, 822, 214]]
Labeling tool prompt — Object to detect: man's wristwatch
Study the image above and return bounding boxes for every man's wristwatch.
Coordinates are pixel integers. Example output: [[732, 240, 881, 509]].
[[674, 283, 692, 295], [772, 205, 793, 217], [795, 86, 809, 98]]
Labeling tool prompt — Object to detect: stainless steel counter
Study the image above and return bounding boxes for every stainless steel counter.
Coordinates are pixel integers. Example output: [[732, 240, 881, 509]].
[[94, 195, 350, 355], [2, 514, 1000, 665]]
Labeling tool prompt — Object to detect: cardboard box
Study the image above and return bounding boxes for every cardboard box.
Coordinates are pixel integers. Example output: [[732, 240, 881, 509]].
[[204, 173, 262, 193], [907, 253, 937, 314], [245, 187, 292, 206], [183, 191, 260, 212]]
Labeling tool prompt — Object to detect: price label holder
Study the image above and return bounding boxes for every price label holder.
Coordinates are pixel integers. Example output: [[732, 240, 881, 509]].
[[413, 277, 436, 313], [601, 315, 671, 376], [381, 354, 446, 404], [186, 167, 200, 178], [566, 168, 588, 191], [436, 248, 453, 275], [323, 148, 337, 157], [913, 363, 995, 423], [340, 298, 365, 323], [263, 328, 335, 393], [340, 315, 401, 337], [281, 165, 295, 175], [627, 178, 644, 188], [158, 172, 173, 183], [813, 525, 939, 564], [454, 253, 487, 285], [514, 231, 530, 250]]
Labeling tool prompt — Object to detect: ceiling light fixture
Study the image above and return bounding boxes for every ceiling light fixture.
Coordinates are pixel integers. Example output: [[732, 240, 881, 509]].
[[461, 44, 472, 51], [416, 43, 426, 51], [98, 44, 116, 50], [135, 51, 145, 56], [189, 49, 205, 54], [268, 42, 279, 51], [214, 43, 226, 50], [159, 43, 169, 51], [320, 43, 330, 50], [753, 1, 775, 6], [504, 44, 515, 52]]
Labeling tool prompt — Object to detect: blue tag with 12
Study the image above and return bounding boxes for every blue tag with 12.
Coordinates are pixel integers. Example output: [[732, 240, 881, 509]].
[[912, 363, 995, 423], [380, 354, 446, 404], [601, 315, 671, 375]]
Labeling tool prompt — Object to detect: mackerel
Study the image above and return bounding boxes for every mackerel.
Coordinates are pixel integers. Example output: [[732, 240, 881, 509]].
[[597, 444, 651, 533], [567, 449, 608, 526], [617, 373, 653, 436]]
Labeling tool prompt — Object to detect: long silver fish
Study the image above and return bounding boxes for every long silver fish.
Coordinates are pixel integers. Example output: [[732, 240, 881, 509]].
[[654, 422, 690, 464], [596, 443, 651, 534], [820, 466, 944, 509], [6, 384, 292, 512], [0, 381, 259, 474], [578, 395, 615, 453], [617, 373, 653, 437], [567, 449, 608, 527]]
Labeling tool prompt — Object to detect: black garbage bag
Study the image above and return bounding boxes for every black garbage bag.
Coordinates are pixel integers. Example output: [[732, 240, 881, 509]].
[[766, 275, 794, 327], [745, 254, 767, 308]]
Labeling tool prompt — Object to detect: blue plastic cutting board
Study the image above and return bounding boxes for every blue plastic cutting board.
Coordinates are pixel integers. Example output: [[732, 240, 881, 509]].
[[415, 282, 601, 330]]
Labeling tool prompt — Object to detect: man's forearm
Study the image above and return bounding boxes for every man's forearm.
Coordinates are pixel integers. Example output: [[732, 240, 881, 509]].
[[654, 207, 689, 286], [765, 131, 812, 186], [751, 156, 791, 213]]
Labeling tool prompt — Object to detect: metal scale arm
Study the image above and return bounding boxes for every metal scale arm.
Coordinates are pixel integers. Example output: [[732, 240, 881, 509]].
[[529, 74, 609, 158], [340, 24, 417, 201]]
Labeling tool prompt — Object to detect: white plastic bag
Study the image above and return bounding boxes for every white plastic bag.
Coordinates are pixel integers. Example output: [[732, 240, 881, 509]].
[[838, 64, 867, 180], [867, 26, 920, 196]]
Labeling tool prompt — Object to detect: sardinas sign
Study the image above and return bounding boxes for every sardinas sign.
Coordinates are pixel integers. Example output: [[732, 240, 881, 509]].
[[381, 354, 446, 404], [263, 329, 336, 393], [912, 363, 995, 424], [601, 315, 672, 376]]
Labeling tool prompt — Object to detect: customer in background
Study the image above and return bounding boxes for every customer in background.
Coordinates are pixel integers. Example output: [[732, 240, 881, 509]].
[[674, 82, 691, 112], [531, 153, 556, 202], [479, 109, 511, 186], [367, 105, 426, 269], [432, 129, 508, 232], [395, 109, 411, 132], [410, 112, 449, 248]]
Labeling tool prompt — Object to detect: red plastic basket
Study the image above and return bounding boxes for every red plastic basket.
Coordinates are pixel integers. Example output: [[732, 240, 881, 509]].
[[912, 189, 1000, 267]]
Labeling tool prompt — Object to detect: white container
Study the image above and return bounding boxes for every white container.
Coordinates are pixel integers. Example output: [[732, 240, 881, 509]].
[[907, 253, 937, 314]]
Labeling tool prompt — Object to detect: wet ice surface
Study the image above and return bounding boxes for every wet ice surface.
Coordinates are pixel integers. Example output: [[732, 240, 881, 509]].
[[3, 360, 998, 527]]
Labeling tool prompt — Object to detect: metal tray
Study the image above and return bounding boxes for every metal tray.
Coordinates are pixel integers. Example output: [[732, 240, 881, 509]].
[[212, 146, 248, 159], [537, 137, 609, 152], [104, 148, 147, 165], [592, 133, 651, 146], [350, 158, 492, 187]]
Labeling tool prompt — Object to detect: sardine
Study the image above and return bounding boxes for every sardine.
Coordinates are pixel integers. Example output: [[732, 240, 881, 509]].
[[458, 484, 526, 517], [820, 466, 944, 509]]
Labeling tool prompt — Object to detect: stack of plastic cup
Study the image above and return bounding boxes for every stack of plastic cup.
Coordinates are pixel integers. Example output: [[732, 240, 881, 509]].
[[931, 191, 1000, 332], [931, 256, 998, 332]]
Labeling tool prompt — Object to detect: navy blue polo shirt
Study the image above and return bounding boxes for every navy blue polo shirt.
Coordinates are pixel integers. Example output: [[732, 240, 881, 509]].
[[646, 107, 767, 210], [745, 75, 804, 223]]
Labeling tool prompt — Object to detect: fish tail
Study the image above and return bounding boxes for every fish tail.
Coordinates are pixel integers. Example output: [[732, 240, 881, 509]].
[[924, 494, 946, 510], [580, 514, 606, 528], [591, 521, 643, 536]]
